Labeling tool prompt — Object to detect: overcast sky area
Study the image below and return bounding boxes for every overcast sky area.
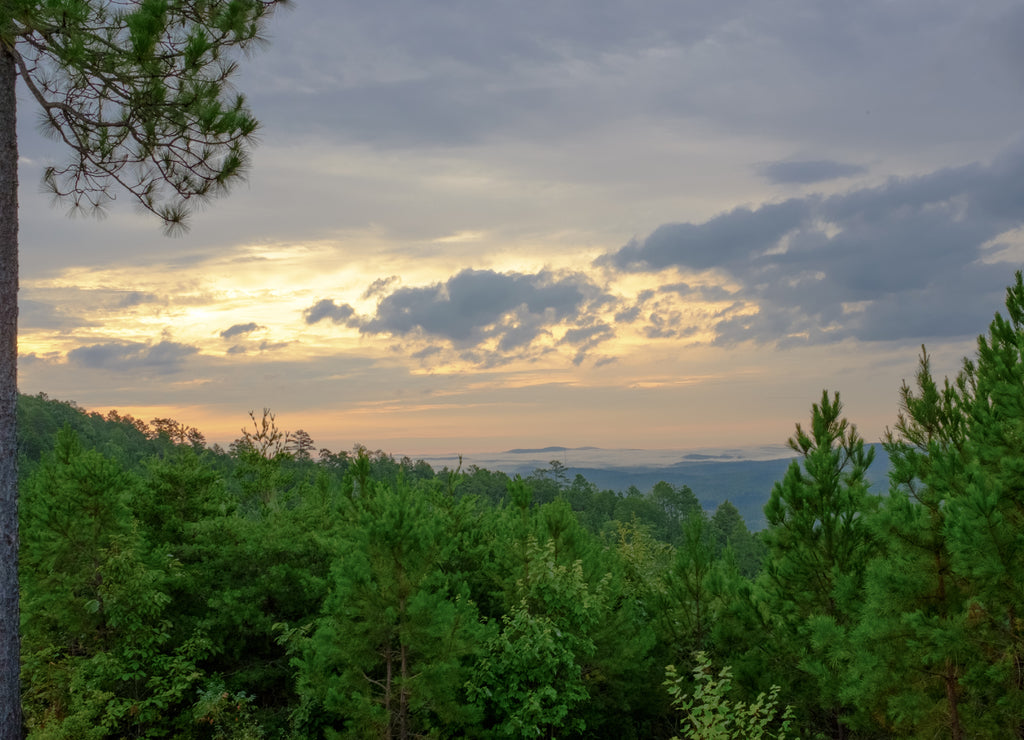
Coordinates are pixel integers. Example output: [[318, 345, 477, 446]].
[[14, 0, 1024, 455]]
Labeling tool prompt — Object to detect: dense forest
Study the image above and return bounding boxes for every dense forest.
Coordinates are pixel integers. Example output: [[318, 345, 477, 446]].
[[17, 274, 1024, 738]]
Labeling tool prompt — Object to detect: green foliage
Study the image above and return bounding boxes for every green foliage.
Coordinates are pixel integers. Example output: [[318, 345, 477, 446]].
[[664, 652, 793, 740], [655, 516, 723, 661], [19, 428, 210, 737], [9, 0, 287, 230], [294, 479, 487, 737], [843, 350, 978, 737], [763, 391, 879, 619], [471, 536, 604, 738], [943, 272, 1024, 733], [192, 679, 265, 739], [709, 501, 765, 578], [760, 391, 880, 735]]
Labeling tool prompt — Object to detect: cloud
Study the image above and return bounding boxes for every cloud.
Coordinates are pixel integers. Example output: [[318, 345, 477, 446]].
[[659, 282, 737, 302], [18, 299, 93, 331], [19, 353, 47, 366], [560, 322, 615, 365], [603, 148, 1024, 345], [303, 299, 358, 326], [249, 1, 738, 148], [258, 340, 290, 352], [561, 323, 614, 346], [366, 270, 593, 341], [756, 159, 868, 185], [363, 275, 399, 299], [602, 198, 812, 272], [643, 312, 699, 340], [360, 269, 611, 359], [117, 291, 159, 308], [220, 322, 264, 339], [67, 340, 199, 373]]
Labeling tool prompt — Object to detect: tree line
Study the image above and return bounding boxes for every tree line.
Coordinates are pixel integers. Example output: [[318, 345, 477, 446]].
[[16, 273, 1024, 738]]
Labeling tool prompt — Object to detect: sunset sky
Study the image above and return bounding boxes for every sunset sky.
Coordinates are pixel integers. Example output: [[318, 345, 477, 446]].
[[14, 0, 1024, 455]]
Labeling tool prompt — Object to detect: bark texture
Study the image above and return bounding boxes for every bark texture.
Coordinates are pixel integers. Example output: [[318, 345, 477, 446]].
[[0, 37, 20, 740]]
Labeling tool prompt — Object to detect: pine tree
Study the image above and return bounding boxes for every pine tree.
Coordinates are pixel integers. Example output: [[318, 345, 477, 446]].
[[295, 479, 487, 738], [1, 3, 285, 731], [656, 515, 722, 662], [710, 500, 765, 578], [946, 271, 1024, 734], [845, 351, 975, 737], [760, 391, 879, 737]]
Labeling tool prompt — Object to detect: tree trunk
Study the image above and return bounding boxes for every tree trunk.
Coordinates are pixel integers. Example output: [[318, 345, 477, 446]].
[[0, 36, 21, 740], [945, 659, 963, 740], [384, 646, 393, 740], [399, 641, 409, 740]]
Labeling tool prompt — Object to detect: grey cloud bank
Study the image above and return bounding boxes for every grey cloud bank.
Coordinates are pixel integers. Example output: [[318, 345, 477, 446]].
[[67, 341, 199, 374], [757, 160, 868, 185], [359, 268, 612, 350], [606, 147, 1024, 346]]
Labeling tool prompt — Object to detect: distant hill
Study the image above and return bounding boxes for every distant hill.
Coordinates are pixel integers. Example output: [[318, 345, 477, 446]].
[[503, 445, 600, 454], [566, 445, 891, 530], [423, 444, 892, 531]]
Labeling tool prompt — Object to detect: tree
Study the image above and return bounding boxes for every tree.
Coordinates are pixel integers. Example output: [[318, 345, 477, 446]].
[[652, 481, 702, 545], [709, 501, 765, 578], [945, 272, 1024, 733], [295, 480, 487, 738], [19, 427, 210, 737], [656, 515, 721, 662], [471, 536, 604, 738], [287, 429, 316, 461], [845, 350, 975, 737], [1, 3, 285, 733], [760, 391, 879, 737]]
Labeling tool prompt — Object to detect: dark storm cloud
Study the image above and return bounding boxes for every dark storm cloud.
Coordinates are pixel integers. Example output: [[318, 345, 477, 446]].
[[361, 268, 614, 359], [67, 341, 199, 373], [220, 322, 263, 339], [757, 159, 868, 185], [303, 299, 357, 326], [604, 149, 1024, 345]]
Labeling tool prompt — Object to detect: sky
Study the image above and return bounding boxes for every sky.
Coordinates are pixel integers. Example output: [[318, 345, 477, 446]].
[[13, 0, 1024, 456]]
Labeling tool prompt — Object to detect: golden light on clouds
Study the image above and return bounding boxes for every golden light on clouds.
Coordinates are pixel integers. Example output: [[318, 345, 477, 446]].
[[22, 232, 762, 385]]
